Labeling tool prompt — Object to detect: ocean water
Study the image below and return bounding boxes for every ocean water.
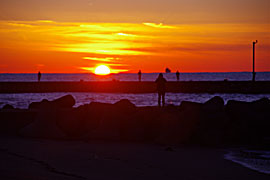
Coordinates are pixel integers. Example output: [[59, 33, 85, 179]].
[[225, 149, 270, 174], [0, 72, 270, 108], [0, 72, 270, 82], [0, 92, 270, 109]]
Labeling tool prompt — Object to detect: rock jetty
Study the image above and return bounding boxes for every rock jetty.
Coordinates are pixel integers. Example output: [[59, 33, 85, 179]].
[[1, 95, 270, 146]]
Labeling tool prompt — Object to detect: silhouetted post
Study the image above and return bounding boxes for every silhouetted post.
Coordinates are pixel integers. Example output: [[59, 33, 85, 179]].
[[38, 71, 41, 82], [252, 40, 258, 82], [138, 70, 142, 82], [176, 70, 180, 81]]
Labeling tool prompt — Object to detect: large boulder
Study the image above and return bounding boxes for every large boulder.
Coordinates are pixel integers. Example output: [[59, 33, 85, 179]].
[[119, 110, 146, 141], [194, 96, 227, 145], [19, 109, 66, 139], [250, 98, 270, 138], [0, 110, 35, 135], [178, 101, 203, 143], [29, 99, 50, 109], [85, 100, 140, 141], [56, 108, 90, 138], [225, 100, 253, 143], [113, 99, 136, 114], [84, 102, 121, 140], [251, 97, 270, 111], [2, 104, 14, 110], [113, 99, 139, 140], [194, 111, 229, 145], [29, 95, 75, 109], [52, 95, 75, 108], [178, 98, 227, 145], [179, 101, 203, 112], [225, 98, 270, 144], [225, 98, 270, 113], [203, 96, 224, 112], [226, 100, 252, 113], [156, 109, 182, 144], [133, 106, 162, 142]]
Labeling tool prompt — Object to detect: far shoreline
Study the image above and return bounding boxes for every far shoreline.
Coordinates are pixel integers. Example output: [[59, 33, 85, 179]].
[[1, 71, 270, 74]]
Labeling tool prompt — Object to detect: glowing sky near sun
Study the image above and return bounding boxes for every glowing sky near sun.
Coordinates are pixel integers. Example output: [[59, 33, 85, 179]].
[[0, 0, 269, 73]]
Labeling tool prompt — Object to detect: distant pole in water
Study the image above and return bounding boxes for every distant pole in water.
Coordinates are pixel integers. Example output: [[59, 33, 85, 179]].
[[252, 40, 258, 82], [38, 71, 41, 82], [138, 70, 142, 82], [176, 70, 180, 81]]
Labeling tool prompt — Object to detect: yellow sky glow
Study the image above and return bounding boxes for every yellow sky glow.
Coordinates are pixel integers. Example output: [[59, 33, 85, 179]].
[[0, 20, 269, 73]]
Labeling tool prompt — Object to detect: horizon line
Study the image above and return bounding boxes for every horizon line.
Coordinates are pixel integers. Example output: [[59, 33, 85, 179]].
[[1, 71, 270, 74]]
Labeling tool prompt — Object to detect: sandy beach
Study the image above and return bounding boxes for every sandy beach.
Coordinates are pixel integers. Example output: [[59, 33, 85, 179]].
[[0, 136, 269, 180]]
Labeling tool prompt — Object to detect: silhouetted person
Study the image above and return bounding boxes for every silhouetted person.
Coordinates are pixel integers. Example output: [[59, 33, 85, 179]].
[[38, 71, 41, 82], [155, 73, 167, 107], [138, 70, 142, 82], [176, 70, 180, 81]]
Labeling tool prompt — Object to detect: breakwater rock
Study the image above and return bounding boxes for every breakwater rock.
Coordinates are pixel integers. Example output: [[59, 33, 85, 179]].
[[1, 95, 270, 146], [1, 81, 270, 93]]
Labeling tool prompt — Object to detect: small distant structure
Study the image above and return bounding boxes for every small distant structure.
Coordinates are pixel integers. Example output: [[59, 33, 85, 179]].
[[252, 40, 258, 82], [112, 79, 119, 82], [176, 70, 180, 81], [165, 67, 171, 73], [138, 70, 142, 82], [38, 71, 41, 82]]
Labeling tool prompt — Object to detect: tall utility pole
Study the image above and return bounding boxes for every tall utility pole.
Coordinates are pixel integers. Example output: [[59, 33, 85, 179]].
[[252, 40, 258, 82]]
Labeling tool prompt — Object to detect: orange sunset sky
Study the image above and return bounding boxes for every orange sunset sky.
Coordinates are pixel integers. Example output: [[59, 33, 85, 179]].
[[0, 0, 269, 73]]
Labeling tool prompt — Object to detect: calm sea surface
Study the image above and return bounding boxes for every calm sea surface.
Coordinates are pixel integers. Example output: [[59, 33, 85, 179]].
[[0, 72, 270, 109], [0, 92, 270, 109], [0, 72, 270, 82]]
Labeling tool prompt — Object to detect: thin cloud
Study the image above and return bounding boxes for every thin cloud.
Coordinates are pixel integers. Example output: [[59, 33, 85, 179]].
[[124, 43, 253, 54], [169, 44, 250, 52], [116, 32, 137, 37], [5, 22, 34, 28], [0, 64, 8, 68], [83, 57, 120, 62], [79, 66, 128, 73], [36, 64, 45, 67], [37, 20, 55, 23], [143, 23, 176, 29]]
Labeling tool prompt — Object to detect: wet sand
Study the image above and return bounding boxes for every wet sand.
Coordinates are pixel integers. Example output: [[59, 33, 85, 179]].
[[1, 81, 270, 93], [0, 136, 269, 180]]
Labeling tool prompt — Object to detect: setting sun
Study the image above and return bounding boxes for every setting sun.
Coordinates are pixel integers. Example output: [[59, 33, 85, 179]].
[[94, 65, 111, 75]]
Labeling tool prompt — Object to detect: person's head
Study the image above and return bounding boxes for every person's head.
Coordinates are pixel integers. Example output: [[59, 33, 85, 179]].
[[158, 73, 163, 78]]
